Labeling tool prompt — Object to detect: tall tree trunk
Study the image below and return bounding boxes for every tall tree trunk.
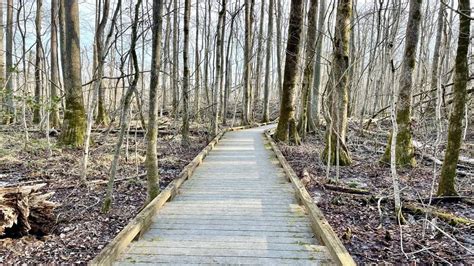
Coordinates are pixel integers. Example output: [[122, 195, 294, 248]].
[[58, 0, 86, 147], [262, 0, 273, 123], [50, 0, 60, 128], [427, 3, 445, 116], [4, 0, 14, 124], [382, 0, 422, 167], [33, 0, 43, 124], [311, 0, 325, 127], [322, 0, 353, 166], [103, 0, 142, 212], [94, 0, 110, 126], [0, 1, 4, 118], [145, 0, 163, 202], [297, 0, 318, 138], [437, 0, 470, 196], [213, 0, 226, 135], [223, 7, 238, 125], [242, 0, 253, 125], [275, 0, 283, 99], [254, 0, 265, 110], [162, 1, 171, 114], [172, 0, 179, 117], [82, 0, 120, 181], [182, 0, 190, 143], [193, 0, 200, 121], [203, 0, 211, 110], [274, 0, 303, 145]]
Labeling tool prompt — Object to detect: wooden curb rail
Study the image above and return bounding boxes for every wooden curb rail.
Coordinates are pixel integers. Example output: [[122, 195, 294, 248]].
[[89, 122, 275, 266], [263, 128, 356, 266]]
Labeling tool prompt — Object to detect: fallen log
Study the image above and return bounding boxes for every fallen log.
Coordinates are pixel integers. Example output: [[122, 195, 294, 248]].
[[322, 183, 370, 195], [325, 189, 473, 226], [0, 184, 58, 236], [403, 203, 473, 226]]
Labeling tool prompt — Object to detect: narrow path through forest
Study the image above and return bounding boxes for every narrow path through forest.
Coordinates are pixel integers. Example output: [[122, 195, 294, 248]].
[[114, 126, 333, 265]]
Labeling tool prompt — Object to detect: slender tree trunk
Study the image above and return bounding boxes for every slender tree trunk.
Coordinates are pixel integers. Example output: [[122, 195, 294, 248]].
[[203, 0, 211, 110], [223, 8, 238, 125], [213, 0, 226, 135], [58, 0, 86, 147], [437, 0, 470, 196], [242, 0, 253, 125], [311, 0, 325, 127], [262, 0, 273, 123], [162, 1, 171, 114], [274, 0, 303, 145], [382, 0, 422, 167], [4, 0, 14, 124], [145, 0, 164, 202], [172, 0, 179, 117], [33, 0, 43, 124], [50, 0, 60, 128], [297, 0, 318, 138], [275, 0, 283, 99], [322, 0, 352, 166], [254, 0, 265, 110], [0, 1, 4, 116], [103, 0, 142, 212], [182, 0, 190, 143], [193, 0, 200, 121], [427, 3, 445, 116]]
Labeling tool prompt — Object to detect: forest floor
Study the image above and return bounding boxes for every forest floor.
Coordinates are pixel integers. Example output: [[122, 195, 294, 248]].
[[278, 121, 473, 264], [0, 121, 210, 264]]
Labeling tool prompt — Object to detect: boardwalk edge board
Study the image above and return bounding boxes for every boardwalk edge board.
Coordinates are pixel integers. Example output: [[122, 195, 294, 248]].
[[263, 128, 357, 266], [89, 122, 275, 266]]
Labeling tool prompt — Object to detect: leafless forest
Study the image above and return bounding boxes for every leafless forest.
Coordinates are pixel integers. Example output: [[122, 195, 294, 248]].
[[0, 0, 472, 264]]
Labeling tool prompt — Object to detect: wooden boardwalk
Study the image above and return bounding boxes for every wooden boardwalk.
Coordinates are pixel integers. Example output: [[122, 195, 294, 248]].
[[115, 126, 333, 265]]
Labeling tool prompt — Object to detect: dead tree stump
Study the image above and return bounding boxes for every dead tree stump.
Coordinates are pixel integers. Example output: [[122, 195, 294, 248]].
[[0, 184, 58, 237]]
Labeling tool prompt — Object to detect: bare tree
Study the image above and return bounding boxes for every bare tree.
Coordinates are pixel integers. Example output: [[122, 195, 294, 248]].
[[262, 0, 273, 122], [3, 0, 14, 124], [274, 0, 303, 144], [33, 0, 43, 124], [427, 3, 445, 115], [193, 0, 201, 121], [297, 0, 318, 138], [172, 0, 179, 116], [145, 0, 164, 202], [437, 0, 471, 196], [311, 0, 325, 127], [322, 0, 353, 166], [103, 0, 142, 212], [242, 0, 253, 125], [381, 0, 422, 167], [58, 0, 86, 147], [182, 0, 190, 143], [0, 1, 4, 117], [50, 0, 60, 128], [213, 0, 226, 135]]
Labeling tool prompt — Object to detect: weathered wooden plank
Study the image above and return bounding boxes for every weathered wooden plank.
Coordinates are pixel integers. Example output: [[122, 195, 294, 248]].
[[121, 245, 330, 259], [155, 208, 306, 217], [264, 129, 356, 266], [149, 223, 313, 233], [116, 254, 329, 265], [129, 240, 321, 251], [138, 234, 316, 244], [143, 228, 315, 238], [89, 131, 227, 266], [163, 201, 301, 208], [163, 202, 298, 208], [151, 217, 308, 226], [115, 256, 327, 266]]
